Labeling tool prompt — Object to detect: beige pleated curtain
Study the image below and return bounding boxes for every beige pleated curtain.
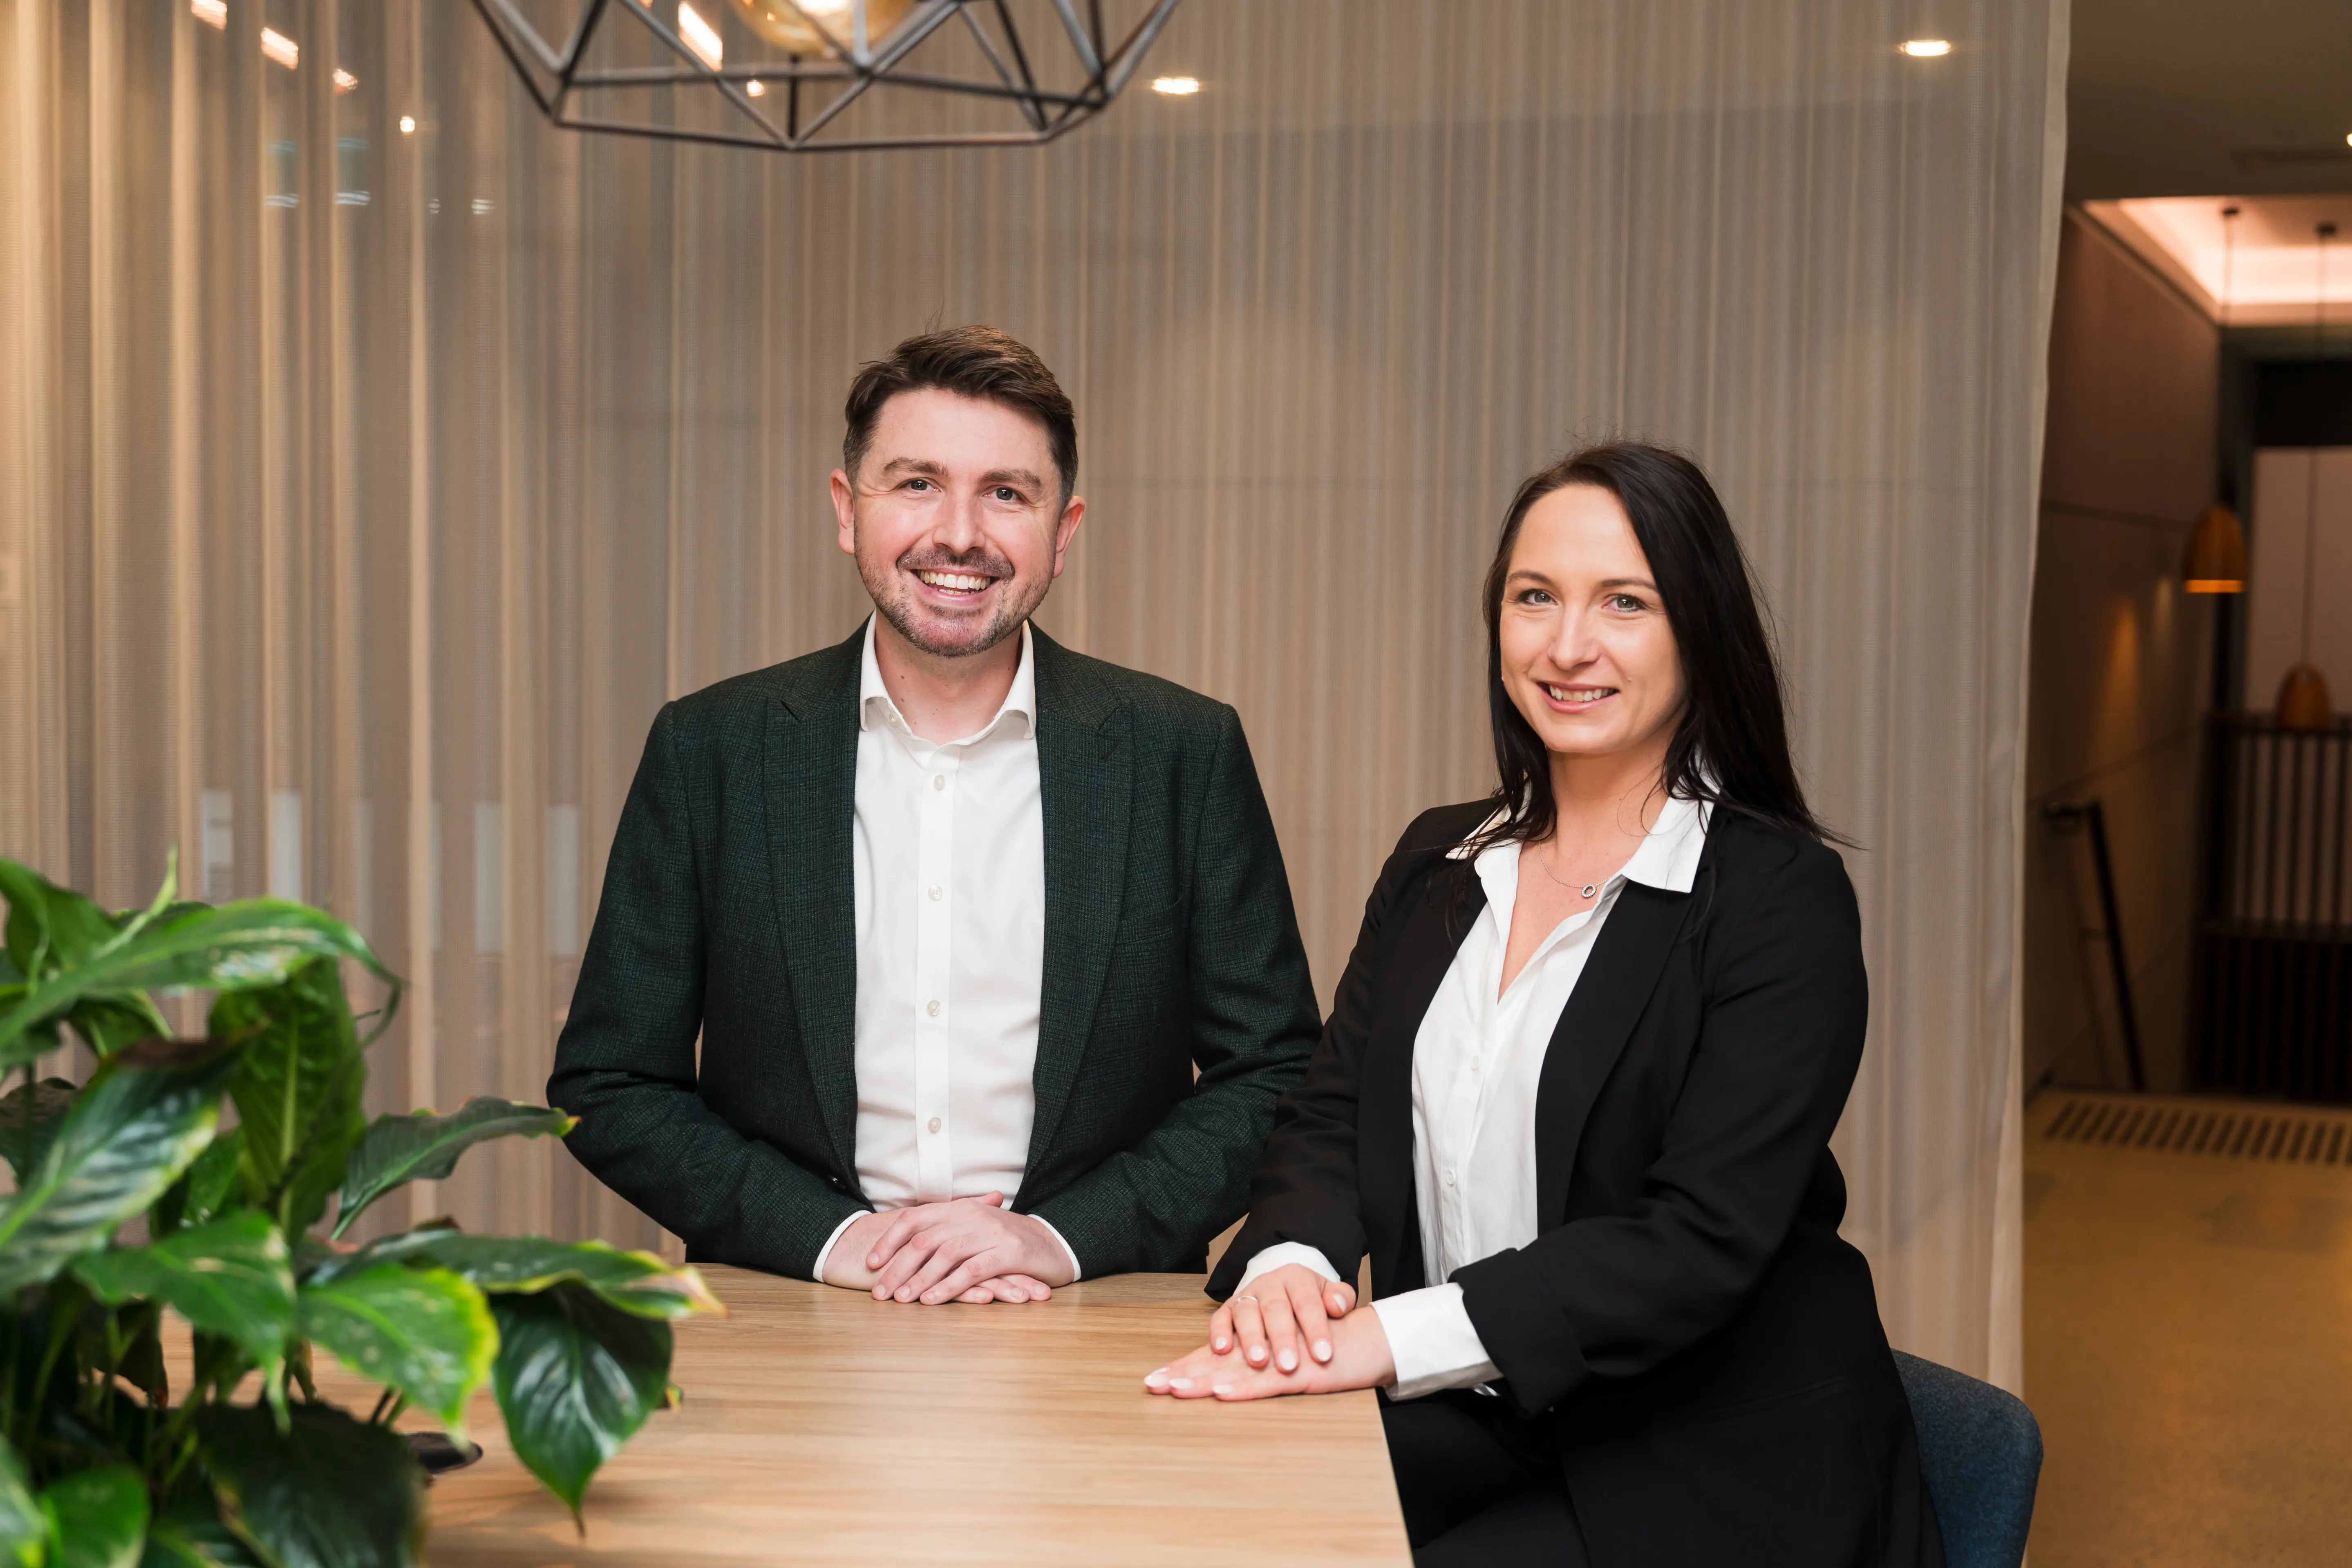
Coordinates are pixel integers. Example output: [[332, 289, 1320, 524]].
[[0, 0, 2065, 1387]]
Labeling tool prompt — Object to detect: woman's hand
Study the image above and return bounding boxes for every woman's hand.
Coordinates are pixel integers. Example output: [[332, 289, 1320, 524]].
[[1205, 1263, 1358, 1374], [1144, 1303, 1395, 1401]]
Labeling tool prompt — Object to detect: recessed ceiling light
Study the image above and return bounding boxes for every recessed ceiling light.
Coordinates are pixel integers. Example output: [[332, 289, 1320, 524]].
[[745, 79, 766, 97], [398, 115, 416, 135], [1151, 75, 1200, 96], [1900, 39, 1952, 57]]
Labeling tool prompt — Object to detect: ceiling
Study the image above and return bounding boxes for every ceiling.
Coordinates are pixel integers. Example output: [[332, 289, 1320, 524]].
[[2067, 0, 2352, 201]]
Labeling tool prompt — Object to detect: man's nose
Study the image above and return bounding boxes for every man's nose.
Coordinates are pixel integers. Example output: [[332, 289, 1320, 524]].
[[935, 491, 988, 551]]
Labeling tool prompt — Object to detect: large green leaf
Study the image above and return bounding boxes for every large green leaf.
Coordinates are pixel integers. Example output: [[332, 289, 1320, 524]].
[[39, 1466, 145, 1568], [0, 1040, 239, 1297], [210, 963, 363, 1237], [0, 862, 175, 1058], [74, 1213, 293, 1383], [0, 1079, 76, 1185], [295, 1265, 494, 1432], [0, 899, 396, 1074], [490, 1283, 674, 1521], [312, 1232, 722, 1320], [137, 1499, 260, 1568], [331, 1100, 574, 1239], [0, 1438, 42, 1568], [177, 1129, 246, 1230], [196, 1405, 423, 1568]]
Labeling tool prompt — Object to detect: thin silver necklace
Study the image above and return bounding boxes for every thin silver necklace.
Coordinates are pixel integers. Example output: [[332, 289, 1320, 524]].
[[1531, 841, 1599, 900]]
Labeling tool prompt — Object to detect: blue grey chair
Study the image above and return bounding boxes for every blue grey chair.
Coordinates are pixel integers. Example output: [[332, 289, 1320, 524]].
[[1892, 1350, 2043, 1568]]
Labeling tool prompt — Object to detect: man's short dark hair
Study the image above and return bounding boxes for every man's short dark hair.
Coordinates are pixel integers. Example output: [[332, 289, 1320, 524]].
[[842, 326, 1078, 501]]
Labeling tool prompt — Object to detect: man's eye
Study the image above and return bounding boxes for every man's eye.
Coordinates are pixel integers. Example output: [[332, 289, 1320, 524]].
[[906, 478, 933, 492], [993, 486, 1021, 503]]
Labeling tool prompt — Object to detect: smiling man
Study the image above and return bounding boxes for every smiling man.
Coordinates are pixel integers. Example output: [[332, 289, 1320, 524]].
[[549, 326, 1320, 1304]]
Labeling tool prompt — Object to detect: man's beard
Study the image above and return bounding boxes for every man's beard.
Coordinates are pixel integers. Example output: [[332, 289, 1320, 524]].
[[861, 541, 1044, 659]]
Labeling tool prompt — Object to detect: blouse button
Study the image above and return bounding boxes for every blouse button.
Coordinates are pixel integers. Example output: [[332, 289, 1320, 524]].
[[927, 1116, 942, 1134], [926, 999, 941, 1017], [932, 775, 946, 791]]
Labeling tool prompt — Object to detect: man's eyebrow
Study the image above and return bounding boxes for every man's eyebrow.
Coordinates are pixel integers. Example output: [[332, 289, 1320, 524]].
[[979, 467, 1047, 492], [875, 456, 949, 478]]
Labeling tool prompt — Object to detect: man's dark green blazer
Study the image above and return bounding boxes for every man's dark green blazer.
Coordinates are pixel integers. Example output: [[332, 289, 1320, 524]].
[[548, 622, 1321, 1280]]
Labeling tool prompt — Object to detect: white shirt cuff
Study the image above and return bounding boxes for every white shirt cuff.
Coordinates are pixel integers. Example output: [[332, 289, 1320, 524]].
[[1032, 1215, 1083, 1283], [809, 1210, 869, 1284], [1370, 1283, 1501, 1400], [1232, 1242, 1343, 1295]]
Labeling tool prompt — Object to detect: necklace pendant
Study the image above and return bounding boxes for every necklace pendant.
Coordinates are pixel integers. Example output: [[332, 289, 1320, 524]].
[[1580, 883, 1597, 898]]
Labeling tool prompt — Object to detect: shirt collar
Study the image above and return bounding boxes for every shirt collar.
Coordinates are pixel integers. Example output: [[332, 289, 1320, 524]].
[[857, 615, 1037, 745], [1453, 787, 1712, 901]]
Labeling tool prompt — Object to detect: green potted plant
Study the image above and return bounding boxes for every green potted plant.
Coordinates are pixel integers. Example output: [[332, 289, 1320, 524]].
[[0, 853, 720, 1566]]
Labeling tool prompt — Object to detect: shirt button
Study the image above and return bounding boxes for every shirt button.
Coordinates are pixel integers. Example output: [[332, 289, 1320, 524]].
[[932, 774, 945, 791], [928, 885, 943, 901], [925, 999, 941, 1017], [927, 1116, 942, 1134], [1443, 1170, 1457, 1187]]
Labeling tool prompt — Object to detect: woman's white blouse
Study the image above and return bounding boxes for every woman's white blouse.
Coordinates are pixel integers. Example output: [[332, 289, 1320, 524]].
[[1235, 793, 1709, 1400]]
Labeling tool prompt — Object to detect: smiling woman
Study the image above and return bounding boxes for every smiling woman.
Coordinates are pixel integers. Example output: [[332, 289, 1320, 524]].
[[1150, 443, 1942, 1567]]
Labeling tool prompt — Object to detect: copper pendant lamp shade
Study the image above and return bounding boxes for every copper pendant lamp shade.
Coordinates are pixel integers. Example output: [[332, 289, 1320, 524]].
[[2276, 661, 2334, 731], [2183, 503, 2247, 593]]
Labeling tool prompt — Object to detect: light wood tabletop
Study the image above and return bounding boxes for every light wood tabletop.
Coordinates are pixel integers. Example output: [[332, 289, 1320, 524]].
[[399, 1265, 1412, 1566]]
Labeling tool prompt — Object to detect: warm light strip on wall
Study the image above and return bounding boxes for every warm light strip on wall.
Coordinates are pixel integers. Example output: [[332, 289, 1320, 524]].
[[190, 0, 226, 29], [260, 27, 299, 68], [677, 2, 723, 71]]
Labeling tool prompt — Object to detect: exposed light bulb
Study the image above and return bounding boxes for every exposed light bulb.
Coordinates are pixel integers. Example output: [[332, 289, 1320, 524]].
[[745, 79, 767, 97], [1900, 39, 1952, 57], [1151, 75, 1201, 96], [677, 2, 724, 71], [730, 0, 913, 60], [333, 67, 358, 92], [398, 115, 416, 135]]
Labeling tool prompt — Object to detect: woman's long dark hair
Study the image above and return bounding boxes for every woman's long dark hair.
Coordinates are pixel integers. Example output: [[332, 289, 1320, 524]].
[[1469, 441, 1834, 852]]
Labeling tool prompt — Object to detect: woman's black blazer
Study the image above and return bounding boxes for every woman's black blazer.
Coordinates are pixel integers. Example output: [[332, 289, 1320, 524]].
[[1210, 801, 1943, 1568]]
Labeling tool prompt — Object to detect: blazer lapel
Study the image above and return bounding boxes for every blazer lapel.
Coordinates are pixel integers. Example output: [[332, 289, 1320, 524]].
[[763, 629, 864, 1179], [1025, 631, 1130, 1169], [1362, 858, 1484, 1294], [1531, 878, 1690, 1224]]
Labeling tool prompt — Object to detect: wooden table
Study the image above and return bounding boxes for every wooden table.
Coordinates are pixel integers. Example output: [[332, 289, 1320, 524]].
[[412, 1266, 1412, 1566]]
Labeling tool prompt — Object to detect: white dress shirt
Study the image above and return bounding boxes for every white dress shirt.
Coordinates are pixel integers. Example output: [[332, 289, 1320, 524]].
[[1236, 792, 1709, 1399], [809, 617, 1080, 1283]]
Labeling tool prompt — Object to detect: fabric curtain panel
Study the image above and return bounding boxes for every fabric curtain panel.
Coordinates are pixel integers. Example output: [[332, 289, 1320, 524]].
[[0, 0, 2066, 1386]]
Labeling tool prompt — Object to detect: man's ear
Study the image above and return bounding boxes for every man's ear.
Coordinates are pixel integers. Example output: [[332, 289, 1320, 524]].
[[830, 467, 858, 557], [1049, 493, 1086, 579]]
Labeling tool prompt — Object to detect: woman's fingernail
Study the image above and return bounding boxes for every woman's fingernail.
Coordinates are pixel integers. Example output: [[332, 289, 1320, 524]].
[[1168, 1377, 1193, 1390], [1247, 1347, 1266, 1365], [1314, 1340, 1332, 1362], [1277, 1349, 1298, 1372], [1145, 1369, 1169, 1388], [1213, 1336, 1229, 1351], [1212, 1384, 1235, 1397]]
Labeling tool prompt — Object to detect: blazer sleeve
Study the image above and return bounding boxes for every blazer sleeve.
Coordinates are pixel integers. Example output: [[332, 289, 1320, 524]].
[[1451, 838, 1869, 1414], [1203, 822, 1429, 1300], [548, 703, 865, 1279], [1027, 709, 1322, 1275]]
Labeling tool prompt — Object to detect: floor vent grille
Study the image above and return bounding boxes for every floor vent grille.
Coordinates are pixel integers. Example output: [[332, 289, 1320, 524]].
[[2039, 1096, 2352, 1165]]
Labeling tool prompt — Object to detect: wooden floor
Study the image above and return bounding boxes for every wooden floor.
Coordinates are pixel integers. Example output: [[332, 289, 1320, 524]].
[[2024, 1090, 2352, 1566]]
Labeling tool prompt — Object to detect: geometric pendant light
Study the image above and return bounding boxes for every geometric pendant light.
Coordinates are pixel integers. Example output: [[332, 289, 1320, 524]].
[[2275, 220, 2337, 731], [2188, 205, 2247, 595], [472, 0, 1185, 153]]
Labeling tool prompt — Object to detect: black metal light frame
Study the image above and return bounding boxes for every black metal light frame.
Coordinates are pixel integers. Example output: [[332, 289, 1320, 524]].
[[472, 0, 1184, 152]]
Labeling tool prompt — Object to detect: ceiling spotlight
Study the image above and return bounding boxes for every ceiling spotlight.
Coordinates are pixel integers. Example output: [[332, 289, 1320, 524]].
[[1900, 39, 1952, 57], [1152, 75, 1200, 95], [260, 27, 299, 68], [745, 79, 767, 97], [333, 67, 358, 92], [398, 115, 417, 134], [676, 2, 724, 71]]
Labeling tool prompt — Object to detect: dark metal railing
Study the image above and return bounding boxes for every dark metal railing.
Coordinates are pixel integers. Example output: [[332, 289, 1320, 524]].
[[2195, 714, 2352, 1101]]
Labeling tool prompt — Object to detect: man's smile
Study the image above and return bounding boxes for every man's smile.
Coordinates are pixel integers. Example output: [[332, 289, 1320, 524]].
[[914, 568, 996, 596]]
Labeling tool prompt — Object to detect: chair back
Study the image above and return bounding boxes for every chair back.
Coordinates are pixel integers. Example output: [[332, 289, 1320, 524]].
[[1891, 1349, 2043, 1568]]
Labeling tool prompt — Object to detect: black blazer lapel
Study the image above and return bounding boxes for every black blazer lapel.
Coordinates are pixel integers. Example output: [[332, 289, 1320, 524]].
[[1363, 857, 1484, 1295], [1531, 878, 1690, 1224], [763, 628, 864, 1181], [1025, 632, 1131, 1170]]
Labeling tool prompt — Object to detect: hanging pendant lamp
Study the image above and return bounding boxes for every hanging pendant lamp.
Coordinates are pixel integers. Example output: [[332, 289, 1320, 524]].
[[2275, 220, 2337, 731], [471, 0, 1184, 153], [2188, 207, 2248, 593]]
